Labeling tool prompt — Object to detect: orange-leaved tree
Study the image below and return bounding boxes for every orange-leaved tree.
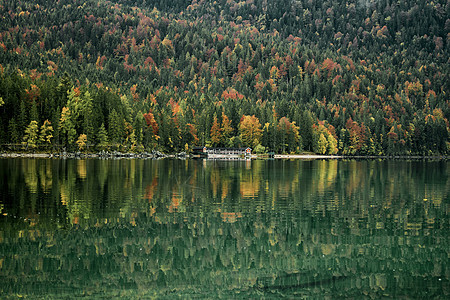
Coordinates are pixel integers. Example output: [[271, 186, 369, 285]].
[[210, 115, 221, 146]]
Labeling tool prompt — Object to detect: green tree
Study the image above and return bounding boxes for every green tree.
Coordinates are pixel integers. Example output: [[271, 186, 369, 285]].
[[22, 120, 39, 149], [221, 112, 234, 144], [327, 133, 338, 155], [97, 123, 109, 150], [108, 109, 123, 144], [277, 117, 300, 153], [133, 111, 145, 146], [315, 133, 328, 154], [67, 88, 94, 143], [253, 144, 266, 154], [18, 100, 28, 140], [30, 102, 39, 122], [126, 130, 137, 151], [300, 110, 314, 151], [8, 118, 20, 144], [59, 107, 77, 147], [81, 91, 94, 143]]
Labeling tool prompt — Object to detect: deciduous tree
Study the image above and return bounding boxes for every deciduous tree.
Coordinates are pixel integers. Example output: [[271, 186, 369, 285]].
[[210, 115, 221, 146], [22, 120, 39, 149], [239, 115, 262, 148], [39, 120, 53, 145], [76, 134, 87, 151]]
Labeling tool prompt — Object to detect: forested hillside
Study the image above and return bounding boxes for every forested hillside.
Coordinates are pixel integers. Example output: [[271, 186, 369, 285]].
[[0, 0, 448, 155]]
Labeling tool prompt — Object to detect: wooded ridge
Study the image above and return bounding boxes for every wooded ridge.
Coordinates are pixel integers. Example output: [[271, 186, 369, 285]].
[[0, 0, 448, 155]]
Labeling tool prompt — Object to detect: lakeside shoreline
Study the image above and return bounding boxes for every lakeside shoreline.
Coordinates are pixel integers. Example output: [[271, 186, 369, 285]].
[[0, 152, 448, 160]]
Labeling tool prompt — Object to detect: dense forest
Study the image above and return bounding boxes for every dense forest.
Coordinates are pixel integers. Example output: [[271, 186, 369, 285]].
[[0, 0, 448, 155]]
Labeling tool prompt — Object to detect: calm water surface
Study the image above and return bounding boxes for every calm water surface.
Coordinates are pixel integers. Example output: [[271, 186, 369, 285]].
[[0, 158, 448, 298]]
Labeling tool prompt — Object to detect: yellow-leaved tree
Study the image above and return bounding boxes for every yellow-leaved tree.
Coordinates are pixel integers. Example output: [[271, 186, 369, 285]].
[[210, 115, 221, 146], [239, 115, 262, 148], [76, 134, 87, 151], [22, 120, 39, 149], [39, 120, 53, 145]]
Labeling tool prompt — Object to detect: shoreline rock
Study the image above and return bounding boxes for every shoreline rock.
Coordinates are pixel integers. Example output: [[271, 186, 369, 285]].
[[0, 152, 448, 160], [0, 151, 158, 159]]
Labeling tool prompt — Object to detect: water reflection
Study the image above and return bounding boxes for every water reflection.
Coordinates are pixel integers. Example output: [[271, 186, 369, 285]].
[[0, 158, 448, 298]]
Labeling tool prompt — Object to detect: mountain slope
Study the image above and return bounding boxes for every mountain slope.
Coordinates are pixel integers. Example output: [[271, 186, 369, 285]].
[[0, 0, 448, 154]]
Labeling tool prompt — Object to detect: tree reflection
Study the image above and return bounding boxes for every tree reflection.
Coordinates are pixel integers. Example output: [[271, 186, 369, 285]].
[[0, 158, 448, 297]]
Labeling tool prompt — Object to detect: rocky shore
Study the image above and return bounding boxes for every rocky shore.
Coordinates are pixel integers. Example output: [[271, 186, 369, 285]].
[[0, 151, 188, 159], [0, 151, 447, 160]]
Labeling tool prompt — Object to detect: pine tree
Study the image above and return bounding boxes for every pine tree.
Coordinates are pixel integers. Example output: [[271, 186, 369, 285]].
[[59, 107, 77, 148], [30, 102, 39, 122], [18, 100, 28, 140], [133, 111, 145, 146], [81, 91, 94, 143], [108, 109, 123, 145], [300, 110, 314, 151], [97, 123, 109, 150], [8, 118, 20, 144]]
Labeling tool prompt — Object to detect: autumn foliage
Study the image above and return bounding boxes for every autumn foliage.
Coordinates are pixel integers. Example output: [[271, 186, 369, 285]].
[[0, 0, 447, 155]]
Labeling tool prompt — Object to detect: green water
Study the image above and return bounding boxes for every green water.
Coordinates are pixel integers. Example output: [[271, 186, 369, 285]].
[[0, 158, 448, 298]]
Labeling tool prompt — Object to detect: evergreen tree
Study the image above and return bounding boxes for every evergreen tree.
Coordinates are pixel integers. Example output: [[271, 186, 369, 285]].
[[81, 91, 95, 143], [108, 109, 123, 145], [133, 112, 145, 146], [18, 100, 28, 140], [97, 123, 109, 150], [221, 112, 234, 145], [299, 110, 314, 152], [8, 118, 20, 144], [30, 102, 39, 122], [59, 107, 77, 148]]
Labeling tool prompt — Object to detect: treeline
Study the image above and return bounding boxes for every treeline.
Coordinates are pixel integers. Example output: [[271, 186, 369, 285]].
[[0, 0, 448, 155]]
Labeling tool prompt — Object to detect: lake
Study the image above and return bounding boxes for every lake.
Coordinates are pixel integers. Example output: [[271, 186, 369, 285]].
[[0, 158, 448, 298]]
